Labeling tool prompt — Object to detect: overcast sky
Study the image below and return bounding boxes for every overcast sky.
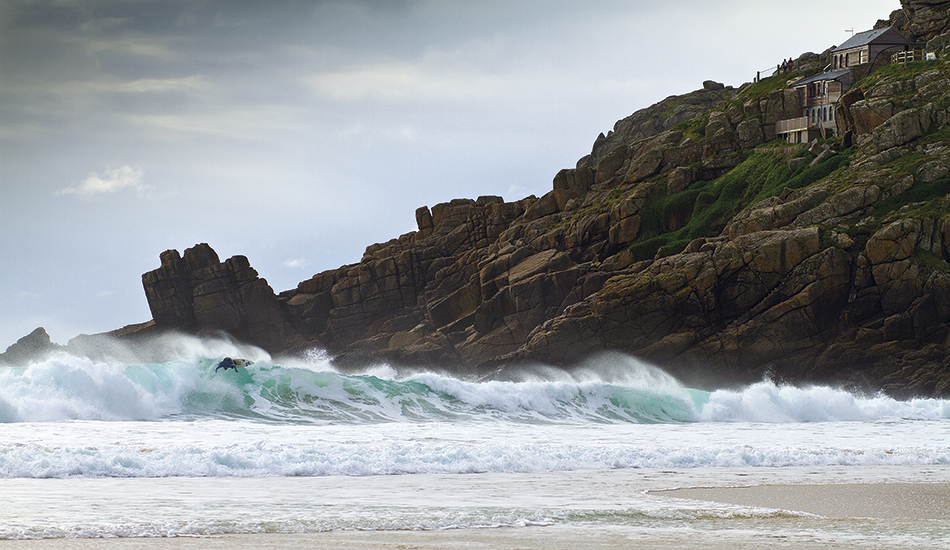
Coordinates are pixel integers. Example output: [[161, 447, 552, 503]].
[[1, 0, 899, 347]]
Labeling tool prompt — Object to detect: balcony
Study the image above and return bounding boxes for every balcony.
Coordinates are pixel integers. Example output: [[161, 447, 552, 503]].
[[776, 117, 808, 134]]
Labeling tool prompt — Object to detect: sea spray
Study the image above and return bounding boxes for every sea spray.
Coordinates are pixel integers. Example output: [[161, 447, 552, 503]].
[[699, 382, 950, 423], [2, 343, 950, 425]]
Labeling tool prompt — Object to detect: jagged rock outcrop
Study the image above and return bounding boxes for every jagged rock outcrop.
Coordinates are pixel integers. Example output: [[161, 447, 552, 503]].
[[141, 243, 306, 352], [508, 228, 855, 382], [588, 84, 735, 168], [0, 327, 62, 365]]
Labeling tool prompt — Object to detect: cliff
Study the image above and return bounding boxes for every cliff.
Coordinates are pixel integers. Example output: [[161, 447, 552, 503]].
[[10, 2, 950, 398], [134, 41, 950, 397]]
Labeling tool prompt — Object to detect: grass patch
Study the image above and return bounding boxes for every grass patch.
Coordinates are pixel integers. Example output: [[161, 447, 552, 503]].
[[628, 151, 852, 261], [917, 125, 950, 148], [857, 61, 943, 90], [671, 114, 708, 141], [873, 178, 950, 218], [913, 247, 950, 274], [749, 151, 851, 204], [738, 72, 807, 102]]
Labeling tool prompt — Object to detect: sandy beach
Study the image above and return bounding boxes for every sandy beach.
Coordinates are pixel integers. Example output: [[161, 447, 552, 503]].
[[2, 481, 947, 550], [659, 481, 950, 520]]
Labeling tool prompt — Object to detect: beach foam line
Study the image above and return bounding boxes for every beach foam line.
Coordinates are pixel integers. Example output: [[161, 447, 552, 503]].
[[655, 482, 950, 520]]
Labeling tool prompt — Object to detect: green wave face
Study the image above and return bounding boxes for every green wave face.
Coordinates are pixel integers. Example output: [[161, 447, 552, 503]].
[[99, 358, 706, 425]]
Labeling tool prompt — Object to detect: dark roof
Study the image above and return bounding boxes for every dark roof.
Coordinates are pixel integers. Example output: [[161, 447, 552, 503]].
[[833, 26, 911, 52], [791, 68, 851, 87]]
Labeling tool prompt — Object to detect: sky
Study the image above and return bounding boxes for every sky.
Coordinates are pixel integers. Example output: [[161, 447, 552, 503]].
[[0, 0, 900, 348]]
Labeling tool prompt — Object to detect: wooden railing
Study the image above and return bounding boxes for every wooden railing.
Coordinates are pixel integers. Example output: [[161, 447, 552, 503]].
[[892, 49, 923, 64]]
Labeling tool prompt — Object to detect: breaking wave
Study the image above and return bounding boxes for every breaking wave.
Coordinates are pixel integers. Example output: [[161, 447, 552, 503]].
[[1, 341, 948, 425], [1, 339, 949, 479]]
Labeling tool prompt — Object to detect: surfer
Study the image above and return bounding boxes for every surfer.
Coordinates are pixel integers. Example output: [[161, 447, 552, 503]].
[[215, 357, 238, 372], [215, 357, 252, 372]]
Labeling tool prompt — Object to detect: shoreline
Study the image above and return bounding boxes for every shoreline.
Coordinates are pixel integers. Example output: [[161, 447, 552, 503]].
[[0, 525, 919, 550], [2, 479, 947, 550]]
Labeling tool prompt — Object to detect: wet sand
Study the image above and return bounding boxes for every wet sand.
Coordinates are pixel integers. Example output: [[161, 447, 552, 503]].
[[2, 481, 947, 549], [658, 481, 950, 520], [0, 527, 900, 550]]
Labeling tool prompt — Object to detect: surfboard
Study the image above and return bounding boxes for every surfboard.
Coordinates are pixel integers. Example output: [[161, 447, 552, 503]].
[[215, 358, 254, 372]]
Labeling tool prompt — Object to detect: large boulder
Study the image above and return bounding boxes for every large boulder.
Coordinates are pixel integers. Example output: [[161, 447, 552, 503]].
[[736, 117, 765, 148], [873, 108, 925, 150], [552, 164, 594, 210]]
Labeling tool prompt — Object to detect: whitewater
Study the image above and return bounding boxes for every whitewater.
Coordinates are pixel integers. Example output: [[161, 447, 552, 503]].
[[1, 336, 949, 547]]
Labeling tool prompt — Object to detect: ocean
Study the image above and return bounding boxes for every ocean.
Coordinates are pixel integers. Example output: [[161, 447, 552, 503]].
[[1, 336, 949, 547]]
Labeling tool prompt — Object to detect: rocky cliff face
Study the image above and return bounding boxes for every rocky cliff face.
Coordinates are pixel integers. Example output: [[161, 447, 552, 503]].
[[132, 5, 950, 396], [895, 0, 950, 44]]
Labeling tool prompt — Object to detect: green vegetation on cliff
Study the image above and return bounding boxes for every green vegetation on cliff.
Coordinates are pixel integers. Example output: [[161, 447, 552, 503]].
[[630, 150, 851, 261]]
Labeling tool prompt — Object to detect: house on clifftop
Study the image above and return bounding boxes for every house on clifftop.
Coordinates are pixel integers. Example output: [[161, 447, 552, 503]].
[[832, 26, 918, 70], [777, 68, 850, 143], [777, 26, 917, 144]]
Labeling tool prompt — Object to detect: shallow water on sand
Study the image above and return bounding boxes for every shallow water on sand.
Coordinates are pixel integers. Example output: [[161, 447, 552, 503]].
[[2, 466, 949, 547]]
